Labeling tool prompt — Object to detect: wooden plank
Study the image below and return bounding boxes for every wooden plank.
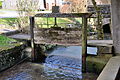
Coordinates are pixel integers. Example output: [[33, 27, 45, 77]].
[[35, 13, 92, 18], [35, 42, 82, 46], [87, 44, 113, 47], [30, 17, 36, 61]]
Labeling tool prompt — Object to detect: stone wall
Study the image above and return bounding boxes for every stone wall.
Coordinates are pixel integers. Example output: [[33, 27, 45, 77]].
[[0, 44, 26, 72], [34, 28, 82, 45]]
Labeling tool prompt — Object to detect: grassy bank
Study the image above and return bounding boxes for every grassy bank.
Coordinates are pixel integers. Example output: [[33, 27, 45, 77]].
[[0, 35, 21, 51], [0, 35, 16, 45], [0, 18, 17, 26]]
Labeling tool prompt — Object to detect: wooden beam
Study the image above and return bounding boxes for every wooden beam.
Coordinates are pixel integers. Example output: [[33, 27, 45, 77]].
[[30, 17, 36, 62], [35, 13, 92, 18], [82, 16, 87, 73]]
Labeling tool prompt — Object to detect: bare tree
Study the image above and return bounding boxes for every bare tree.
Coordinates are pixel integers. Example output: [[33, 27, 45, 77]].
[[91, 0, 104, 39], [16, 0, 39, 30]]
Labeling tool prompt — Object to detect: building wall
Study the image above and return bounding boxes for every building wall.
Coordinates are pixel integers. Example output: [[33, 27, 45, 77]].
[[46, 0, 63, 10], [111, 0, 120, 55], [61, 0, 88, 13], [38, 0, 44, 10]]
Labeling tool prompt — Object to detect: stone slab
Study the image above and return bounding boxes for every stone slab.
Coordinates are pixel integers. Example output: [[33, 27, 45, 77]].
[[97, 56, 120, 80]]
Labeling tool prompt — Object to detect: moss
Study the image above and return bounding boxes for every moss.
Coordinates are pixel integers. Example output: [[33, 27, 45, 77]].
[[0, 43, 26, 71], [0, 42, 23, 52], [86, 54, 112, 74], [83, 73, 98, 80]]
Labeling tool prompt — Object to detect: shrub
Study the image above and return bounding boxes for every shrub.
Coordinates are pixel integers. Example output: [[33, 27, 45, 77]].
[[0, 1, 2, 7]]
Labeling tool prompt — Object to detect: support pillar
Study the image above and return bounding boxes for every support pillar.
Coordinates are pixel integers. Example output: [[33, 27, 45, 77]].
[[111, 0, 120, 55], [82, 16, 87, 72], [30, 17, 36, 61]]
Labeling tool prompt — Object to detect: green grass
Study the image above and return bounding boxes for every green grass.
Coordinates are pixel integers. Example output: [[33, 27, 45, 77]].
[[0, 17, 82, 28], [0, 35, 22, 51], [0, 35, 17, 46], [36, 18, 72, 24], [0, 1, 2, 7], [36, 18, 82, 28], [0, 18, 17, 26]]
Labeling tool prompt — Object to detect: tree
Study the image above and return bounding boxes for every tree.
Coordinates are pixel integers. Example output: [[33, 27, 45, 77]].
[[91, 0, 104, 40], [16, 0, 39, 30]]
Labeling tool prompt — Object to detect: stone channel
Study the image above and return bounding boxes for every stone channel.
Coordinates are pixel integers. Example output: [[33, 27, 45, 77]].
[[0, 45, 98, 80]]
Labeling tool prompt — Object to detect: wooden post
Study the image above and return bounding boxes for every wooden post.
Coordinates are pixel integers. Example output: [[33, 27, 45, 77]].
[[30, 17, 36, 62], [82, 16, 87, 73], [47, 17, 49, 28], [43, 0, 46, 8]]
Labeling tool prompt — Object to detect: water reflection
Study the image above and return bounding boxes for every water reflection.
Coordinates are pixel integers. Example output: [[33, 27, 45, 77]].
[[44, 55, 82, 80], [43, 46, 82, 80], [48, 46, 82, 59], [6, 72, 32, 80]]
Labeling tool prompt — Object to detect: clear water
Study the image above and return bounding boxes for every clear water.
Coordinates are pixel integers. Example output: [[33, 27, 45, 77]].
[[0, 46, 97, 80], [44, 46, 82, 80]]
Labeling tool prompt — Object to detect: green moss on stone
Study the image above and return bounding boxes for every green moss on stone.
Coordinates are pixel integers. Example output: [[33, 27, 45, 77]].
[[86, 54, 112, 74]]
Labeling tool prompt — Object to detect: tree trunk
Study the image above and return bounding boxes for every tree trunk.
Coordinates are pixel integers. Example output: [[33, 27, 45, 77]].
[[91, 0, 104, 40], [43, 0, 46, 8]]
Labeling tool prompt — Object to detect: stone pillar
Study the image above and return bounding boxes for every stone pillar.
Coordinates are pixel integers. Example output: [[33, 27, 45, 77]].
[[111, 0, 120, 55]]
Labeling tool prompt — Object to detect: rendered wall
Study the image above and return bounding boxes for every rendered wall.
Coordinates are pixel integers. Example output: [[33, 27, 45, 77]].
[[111, 0, 120, 55]]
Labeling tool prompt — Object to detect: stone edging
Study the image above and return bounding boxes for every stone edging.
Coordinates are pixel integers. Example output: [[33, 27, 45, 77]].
[[0, 44, 26, 72]]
